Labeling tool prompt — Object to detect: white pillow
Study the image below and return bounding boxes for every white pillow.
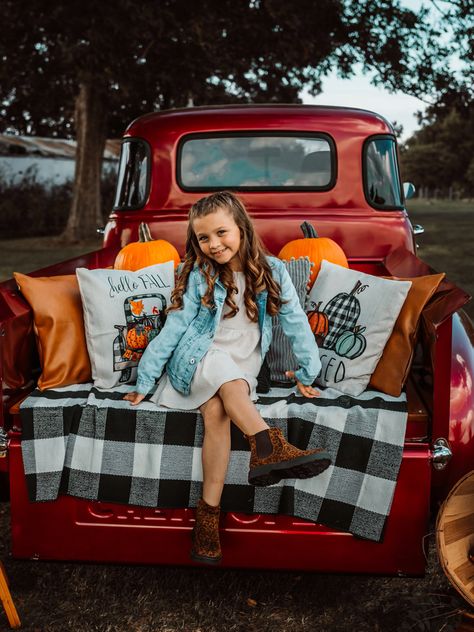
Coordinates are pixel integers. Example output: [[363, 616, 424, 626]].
[[76, 262, 175, 389], [307, 260, 411, 395]]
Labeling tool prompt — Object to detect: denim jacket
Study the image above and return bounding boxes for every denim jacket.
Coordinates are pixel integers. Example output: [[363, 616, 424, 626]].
[[136, 256, 321, 395]]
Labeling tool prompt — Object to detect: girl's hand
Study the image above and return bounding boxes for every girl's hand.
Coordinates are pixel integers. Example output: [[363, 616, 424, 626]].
[[285, 371, 320, 398], [123, 391, 146, 406]]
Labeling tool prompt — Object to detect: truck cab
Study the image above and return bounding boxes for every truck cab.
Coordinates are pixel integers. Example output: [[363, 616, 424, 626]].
[[105, 105, 415, 259]]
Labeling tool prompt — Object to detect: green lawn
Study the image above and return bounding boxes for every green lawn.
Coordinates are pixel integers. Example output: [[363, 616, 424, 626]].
[[407, 198, 474, 214], [405, 199, 473, 318], [0, 235, 103, 282]]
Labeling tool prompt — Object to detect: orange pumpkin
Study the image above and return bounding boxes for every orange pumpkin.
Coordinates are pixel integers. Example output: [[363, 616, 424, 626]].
[[278, 221, 348, 288], [307, 301, 329, 337], [114, 223, 180, 271], [126, 325, 151, 350]]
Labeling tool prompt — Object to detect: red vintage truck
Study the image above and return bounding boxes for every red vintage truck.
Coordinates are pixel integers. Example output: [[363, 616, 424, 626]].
[[0, 105, 472, 575]]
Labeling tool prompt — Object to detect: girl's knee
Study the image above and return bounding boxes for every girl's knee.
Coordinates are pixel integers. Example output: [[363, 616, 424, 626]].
[[201, 395, 229, 428], [219, 379, 249, 397]]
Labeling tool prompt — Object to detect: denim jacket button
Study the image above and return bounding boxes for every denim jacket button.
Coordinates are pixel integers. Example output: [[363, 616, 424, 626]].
[[189, 358, 195, 365]]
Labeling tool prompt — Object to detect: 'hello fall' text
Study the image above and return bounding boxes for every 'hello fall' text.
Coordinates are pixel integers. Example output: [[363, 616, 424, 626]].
[[108, 273, 171, 298]]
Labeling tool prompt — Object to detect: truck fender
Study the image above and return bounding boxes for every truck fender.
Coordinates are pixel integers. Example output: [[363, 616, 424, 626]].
[[434, 310, 474, 499]]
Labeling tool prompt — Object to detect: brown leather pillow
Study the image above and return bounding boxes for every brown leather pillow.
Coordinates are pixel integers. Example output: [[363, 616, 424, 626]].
[[13, 272, 92, 390], [369, 273, 445, 396]]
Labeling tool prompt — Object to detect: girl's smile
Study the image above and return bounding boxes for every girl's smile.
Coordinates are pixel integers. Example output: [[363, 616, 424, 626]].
[[194, 208, 242, 271]]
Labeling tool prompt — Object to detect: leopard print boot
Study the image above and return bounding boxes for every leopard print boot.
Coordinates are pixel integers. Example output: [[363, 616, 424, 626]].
[[247, 427, 331, 486], [190, 498, 222, 565]]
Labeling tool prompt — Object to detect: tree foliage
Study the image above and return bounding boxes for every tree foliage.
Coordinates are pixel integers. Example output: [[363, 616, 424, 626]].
[[420, 0, 473, 115], [399, 1, 474, 197], [0, 0, 458, 239], [401, 105, 474, 197]]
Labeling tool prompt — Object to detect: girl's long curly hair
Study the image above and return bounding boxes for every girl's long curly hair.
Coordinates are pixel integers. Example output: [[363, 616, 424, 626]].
[[168, 191, 282, 320]]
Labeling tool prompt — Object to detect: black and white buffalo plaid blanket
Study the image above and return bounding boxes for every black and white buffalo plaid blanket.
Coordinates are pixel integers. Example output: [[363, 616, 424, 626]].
[[20, 383, 408, 542]]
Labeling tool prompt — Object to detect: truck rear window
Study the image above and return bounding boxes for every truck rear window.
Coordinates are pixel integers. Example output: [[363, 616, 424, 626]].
[[114, 139, 150, 210], [363, 136, 403, 210], [178, 133, 336, 191]]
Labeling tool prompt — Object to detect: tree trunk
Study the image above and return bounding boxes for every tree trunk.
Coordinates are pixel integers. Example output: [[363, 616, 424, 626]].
[[62, 80, 107, 242]]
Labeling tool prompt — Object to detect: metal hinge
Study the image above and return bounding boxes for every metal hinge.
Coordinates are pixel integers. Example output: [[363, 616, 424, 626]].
[[431, 437, 453, 470], [0, 427, 8, 458]]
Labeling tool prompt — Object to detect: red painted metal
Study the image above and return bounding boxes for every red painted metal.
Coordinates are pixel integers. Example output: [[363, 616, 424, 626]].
[[432, 311, 474, 499], [432, 318, 454, 443], [8, 436, 430, 574]]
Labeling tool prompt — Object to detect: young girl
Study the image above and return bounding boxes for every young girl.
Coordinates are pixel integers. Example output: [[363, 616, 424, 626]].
[[124, 191, 331, 565]]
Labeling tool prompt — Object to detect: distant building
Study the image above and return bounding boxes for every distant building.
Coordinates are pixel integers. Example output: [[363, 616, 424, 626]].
[[0, 134, 120, 187]]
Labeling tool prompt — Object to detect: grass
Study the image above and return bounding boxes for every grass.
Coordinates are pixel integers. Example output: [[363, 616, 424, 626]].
[[407, 198, 473, 213], [0, 235, 103, 281], [405, 199, 474, 318]]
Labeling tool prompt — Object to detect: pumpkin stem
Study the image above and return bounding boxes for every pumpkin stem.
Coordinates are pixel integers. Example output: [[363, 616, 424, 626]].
[[350, 280, 362, 295], [138, 223, 153, 242], [300, 221, 318, 239]]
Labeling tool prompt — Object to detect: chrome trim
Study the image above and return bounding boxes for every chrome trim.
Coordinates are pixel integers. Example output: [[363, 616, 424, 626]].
[[432, 438, 452, 470]]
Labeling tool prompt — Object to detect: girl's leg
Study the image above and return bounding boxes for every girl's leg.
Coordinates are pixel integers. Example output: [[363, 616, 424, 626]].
[[199, 394, 231, 507], [191, 394, 229, 566], [217, 379, 268, 435], [218, 379, 331, 486]]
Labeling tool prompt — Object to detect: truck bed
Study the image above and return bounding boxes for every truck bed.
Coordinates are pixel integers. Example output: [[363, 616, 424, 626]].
[[0, 245, 468, 575], [6, 374, 430, 575]]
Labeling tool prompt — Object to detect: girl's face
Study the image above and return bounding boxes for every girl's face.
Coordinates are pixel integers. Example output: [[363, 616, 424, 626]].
[[193, 207, 242, 271]]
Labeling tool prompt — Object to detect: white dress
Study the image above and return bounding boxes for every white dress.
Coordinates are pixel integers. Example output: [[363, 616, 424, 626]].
[[150, 271, 262, 410]]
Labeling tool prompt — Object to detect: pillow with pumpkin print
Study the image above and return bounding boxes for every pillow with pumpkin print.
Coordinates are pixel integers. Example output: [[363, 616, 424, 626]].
[[306, 260, 411, 396], [76, 262, 175, 389]]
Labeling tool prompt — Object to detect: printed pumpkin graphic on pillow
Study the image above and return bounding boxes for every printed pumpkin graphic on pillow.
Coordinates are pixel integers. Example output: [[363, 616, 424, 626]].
[[113, 293, 167, 382], [333, 326, 367, 359], [307, 301, 329, 347], [320, 280, 367, 351], [307, 261, 411, 396], [308, 280, 368, 359]]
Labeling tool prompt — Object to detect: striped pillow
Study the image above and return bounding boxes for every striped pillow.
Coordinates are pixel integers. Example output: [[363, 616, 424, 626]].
[[267, 257, 312, 384]]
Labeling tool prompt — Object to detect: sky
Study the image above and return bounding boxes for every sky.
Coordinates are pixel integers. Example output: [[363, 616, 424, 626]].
[[301, 70, 427, 142], [302, 0, 435, 142]]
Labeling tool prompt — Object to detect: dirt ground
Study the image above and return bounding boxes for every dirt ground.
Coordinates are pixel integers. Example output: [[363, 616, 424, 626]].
[[0, 503, 466, 632], [0, 199, 472, 631]]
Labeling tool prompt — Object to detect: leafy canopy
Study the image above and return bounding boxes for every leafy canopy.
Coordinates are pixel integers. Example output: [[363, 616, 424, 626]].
[[399, 1, 474, 196], [1, 0, 454, 138]]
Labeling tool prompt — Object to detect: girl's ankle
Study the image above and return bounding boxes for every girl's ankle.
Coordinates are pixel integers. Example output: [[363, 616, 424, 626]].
[[200, 496, 221, 509], [253, 429, 273, 459]]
